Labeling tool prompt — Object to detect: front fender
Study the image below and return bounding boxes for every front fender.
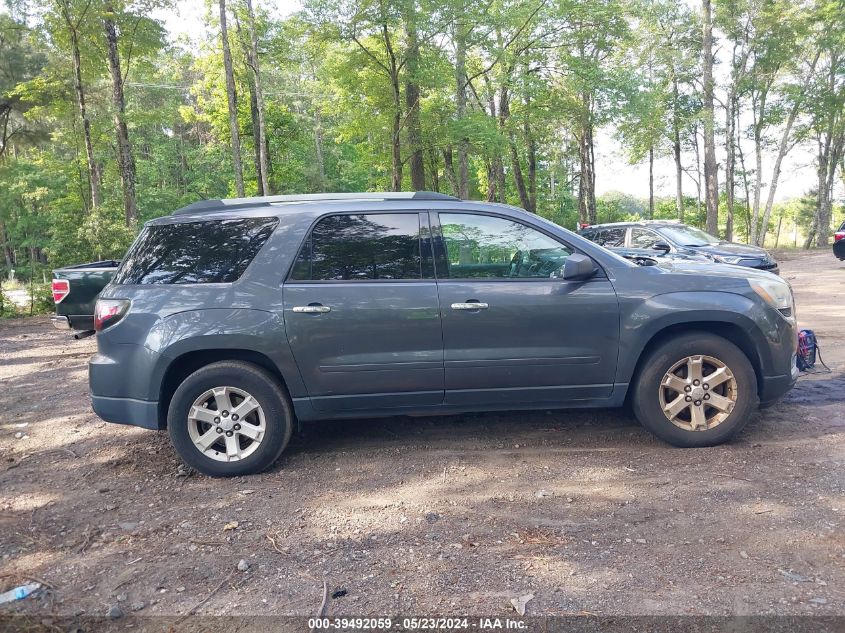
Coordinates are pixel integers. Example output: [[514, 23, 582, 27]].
[[615, 291, 779, 386]]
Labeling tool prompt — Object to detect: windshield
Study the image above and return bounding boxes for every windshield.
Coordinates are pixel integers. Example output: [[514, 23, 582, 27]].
[[658, 225, 719, 247]]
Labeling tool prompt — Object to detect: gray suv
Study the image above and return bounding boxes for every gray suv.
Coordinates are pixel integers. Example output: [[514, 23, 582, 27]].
[[90, 192, 798, 476]]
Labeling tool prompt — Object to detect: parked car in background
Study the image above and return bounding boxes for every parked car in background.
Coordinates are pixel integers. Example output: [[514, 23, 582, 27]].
[[52, 260, 119, 332], [834, 221, 845, 260], [610, 246, 711, 267], [89, 192, 798, 477], [579, 221, 779, 274]]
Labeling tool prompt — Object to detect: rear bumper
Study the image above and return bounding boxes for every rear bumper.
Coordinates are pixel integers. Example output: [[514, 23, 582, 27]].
[[53, 314, 95, 331], [50, 316, 70, 330], [91, 395, 161, 430]]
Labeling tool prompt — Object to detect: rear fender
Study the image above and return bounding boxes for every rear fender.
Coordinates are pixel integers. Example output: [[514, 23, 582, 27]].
[[145, 308, 305, 399]]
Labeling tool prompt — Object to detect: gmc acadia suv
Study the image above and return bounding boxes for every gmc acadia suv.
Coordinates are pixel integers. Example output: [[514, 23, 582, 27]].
[[90, 192, 798, 476]]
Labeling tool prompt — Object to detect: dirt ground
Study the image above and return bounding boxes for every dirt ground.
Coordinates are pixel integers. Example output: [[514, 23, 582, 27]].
[[1, 250, 843, 625]]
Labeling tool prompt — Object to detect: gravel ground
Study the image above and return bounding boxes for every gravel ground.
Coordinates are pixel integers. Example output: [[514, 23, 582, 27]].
[[0, 250, 843, 626]]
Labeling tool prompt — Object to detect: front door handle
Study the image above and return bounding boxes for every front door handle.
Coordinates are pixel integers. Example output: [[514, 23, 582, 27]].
[[292, 305, 331, 314], [451, 302, 489, 311]]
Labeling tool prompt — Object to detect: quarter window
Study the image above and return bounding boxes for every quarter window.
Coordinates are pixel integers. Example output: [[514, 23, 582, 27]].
[[113, 217, 278, 285], [291, 213, 422, 281], [438, 213, 571, 279]]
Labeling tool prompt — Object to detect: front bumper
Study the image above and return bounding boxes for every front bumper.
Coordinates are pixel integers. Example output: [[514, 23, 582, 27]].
[[759, 356, 799, 405], [91, 395, 161, 430], [749, 263, 779, 275]]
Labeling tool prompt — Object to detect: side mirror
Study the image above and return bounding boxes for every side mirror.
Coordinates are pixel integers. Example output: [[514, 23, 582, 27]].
[[562, 253, 597, 281], [652, 242, 671, 253]]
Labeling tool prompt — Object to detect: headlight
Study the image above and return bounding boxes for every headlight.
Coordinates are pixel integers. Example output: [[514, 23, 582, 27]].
[[713, 254, 744, 264], [749, 278, 795, 322]]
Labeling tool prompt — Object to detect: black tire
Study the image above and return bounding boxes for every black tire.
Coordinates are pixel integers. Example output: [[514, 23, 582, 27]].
[[632, 332, 758, 447], [167, 361, 293, 477]]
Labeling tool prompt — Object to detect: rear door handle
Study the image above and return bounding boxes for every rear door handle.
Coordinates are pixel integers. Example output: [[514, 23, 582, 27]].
[[292, 305, 331, 314], [451, 302, 489, 310]]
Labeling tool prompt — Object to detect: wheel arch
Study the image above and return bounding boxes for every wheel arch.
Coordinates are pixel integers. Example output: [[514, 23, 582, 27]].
[[624, 321, 765, 405], [157, 349, 292, 429]]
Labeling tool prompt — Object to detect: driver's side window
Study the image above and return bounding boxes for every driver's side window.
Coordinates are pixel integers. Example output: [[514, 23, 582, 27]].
[[438, 213, 571, 279]]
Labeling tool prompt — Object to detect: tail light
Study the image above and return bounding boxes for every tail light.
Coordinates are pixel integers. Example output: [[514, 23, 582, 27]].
[[835, 232, 845, 242], [52, 279, 70, 304], [94, 299, 130, 332]]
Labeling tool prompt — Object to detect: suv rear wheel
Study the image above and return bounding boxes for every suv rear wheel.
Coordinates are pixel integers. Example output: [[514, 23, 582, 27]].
[[632, 332, 758, 447], [167, 361, 293, 476]]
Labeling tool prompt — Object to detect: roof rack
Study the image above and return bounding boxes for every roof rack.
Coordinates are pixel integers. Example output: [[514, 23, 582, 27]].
[[174, 191, 459, 215]]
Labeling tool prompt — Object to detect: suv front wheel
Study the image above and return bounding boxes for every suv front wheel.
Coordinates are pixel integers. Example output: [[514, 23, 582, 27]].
[[168, 361, 294, 476], [632, 332, 758, 447]]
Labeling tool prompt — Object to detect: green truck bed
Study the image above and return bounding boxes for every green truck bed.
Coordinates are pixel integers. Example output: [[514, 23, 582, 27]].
[[52, 260, 119, 332]]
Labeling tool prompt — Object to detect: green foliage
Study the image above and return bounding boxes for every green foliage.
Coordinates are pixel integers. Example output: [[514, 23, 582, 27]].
[[0, 0, 840, 306]]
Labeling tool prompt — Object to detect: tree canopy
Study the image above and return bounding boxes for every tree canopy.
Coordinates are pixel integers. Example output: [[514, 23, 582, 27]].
[[0, 0, 843, 274]]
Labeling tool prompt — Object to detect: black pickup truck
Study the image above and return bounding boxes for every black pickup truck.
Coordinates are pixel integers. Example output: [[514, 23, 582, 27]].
[[51, 260, 119, 332]]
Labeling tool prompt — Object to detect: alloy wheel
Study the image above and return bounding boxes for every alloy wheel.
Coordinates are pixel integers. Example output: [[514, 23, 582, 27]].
[[187, 386, 266, 462], [658, 355, 738, 431]]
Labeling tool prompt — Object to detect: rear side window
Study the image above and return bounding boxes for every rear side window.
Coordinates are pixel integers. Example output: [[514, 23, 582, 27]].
[[113, 218, 278, 285], [630, 228, 661, 249], [596, 227, 626, 247], [291, 213, 422, 281]]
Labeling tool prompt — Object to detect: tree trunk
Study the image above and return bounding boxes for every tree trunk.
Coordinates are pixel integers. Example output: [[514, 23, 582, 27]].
[[509, 142, 530, 211], [383, 24, 402, 192], [498, 87, 530, 211], [724, 88, 736, 242], [694, 123, 703, 215], [577, 91, 596, 225], [735, 106, 752, 241], [702, 0, 719, 236], [495, 155, 506, 203], [672, 75, 684, 222], [525, 95, 537, 214], [454, 18, 469, 199], [648, 145, 654, 220], [749, 90, 768, 244], [813, 130, 845, 247], [314, 106, 326, 191], [758, 104, 800, 246], [103, 8, 138, 226], [68, 25, 100, 210], [219, 0, 245, 197], [0, 219, 12, 269], [485, 159, 497, 201], [443, 146, 460, 196], [220, 0, 244, 198], [244, 0, 270, 195], [404, 12, 425, 191], [428, 147, 440, 192], [243, 65, 263, 195]]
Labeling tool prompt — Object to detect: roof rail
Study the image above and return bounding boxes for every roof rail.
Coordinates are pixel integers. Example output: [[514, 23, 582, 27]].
[[173, 191, 458, 215]]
